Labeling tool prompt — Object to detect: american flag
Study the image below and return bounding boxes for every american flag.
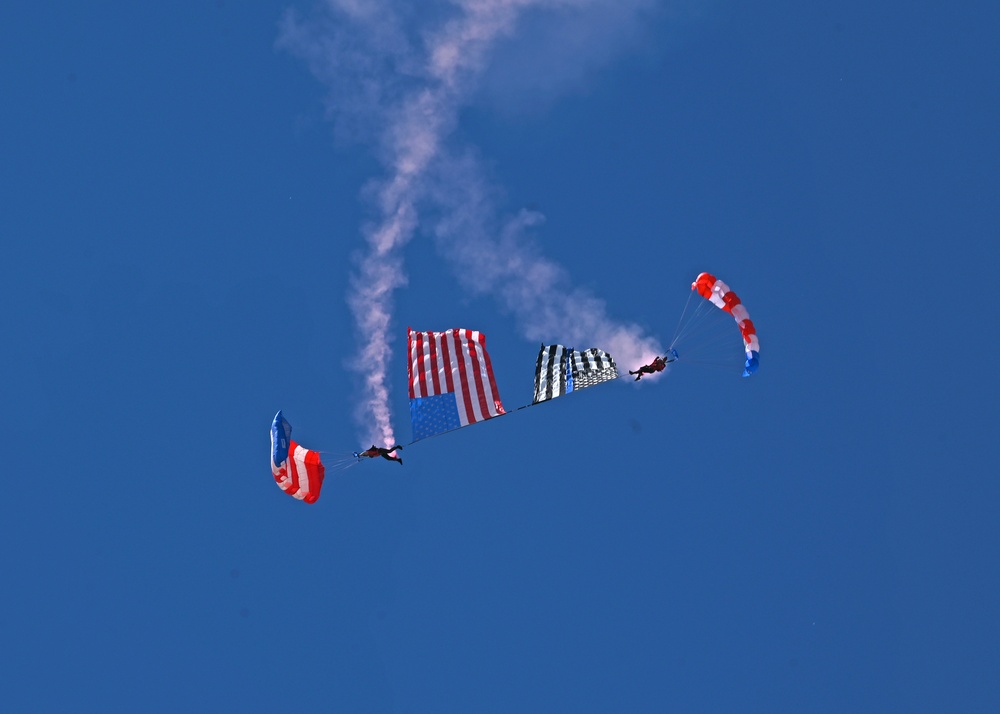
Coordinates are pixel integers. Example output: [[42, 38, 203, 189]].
[[408, 328, 505, 441]]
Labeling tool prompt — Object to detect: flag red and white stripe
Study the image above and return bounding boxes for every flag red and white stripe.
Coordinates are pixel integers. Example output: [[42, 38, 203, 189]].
[[408, 327, 505, 428]]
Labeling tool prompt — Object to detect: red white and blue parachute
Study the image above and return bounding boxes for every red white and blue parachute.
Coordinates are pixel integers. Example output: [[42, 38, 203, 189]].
[[690, 272, 759, 376], [270, 411, 325, 504]]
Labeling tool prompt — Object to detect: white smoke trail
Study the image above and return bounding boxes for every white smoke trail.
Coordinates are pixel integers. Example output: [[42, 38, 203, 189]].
[[279, 0, 663, 445], [425, 149, 663, 370]]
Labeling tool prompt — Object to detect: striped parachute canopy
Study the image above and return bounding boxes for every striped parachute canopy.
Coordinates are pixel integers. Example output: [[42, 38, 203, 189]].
[[408, 328, 506, 441], [270, 411, 326, 503], [691, 272, 760, 376], [533, 344, 619, 404]]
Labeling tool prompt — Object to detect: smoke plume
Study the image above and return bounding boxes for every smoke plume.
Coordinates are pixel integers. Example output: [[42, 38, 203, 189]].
[[278, 0, 663, 445]]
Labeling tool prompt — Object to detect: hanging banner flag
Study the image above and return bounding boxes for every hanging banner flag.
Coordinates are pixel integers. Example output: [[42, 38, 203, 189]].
[[408, 328, 506, 441], [532, 345, 619, 404]]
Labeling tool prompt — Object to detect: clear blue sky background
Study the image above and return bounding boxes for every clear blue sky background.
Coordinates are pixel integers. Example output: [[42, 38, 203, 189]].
[[2, 2, 998, 712]]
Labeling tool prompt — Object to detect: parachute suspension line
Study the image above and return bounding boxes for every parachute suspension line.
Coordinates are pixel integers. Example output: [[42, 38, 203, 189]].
[[670, 295, 708, 349], [675, 310, 737, 352], [317, 452, 366, 473], [682, 300, 735, 347], [671, 357, 742, 371], [669, 289, 697, 350], [671, 299, 717, 349], [675, 311, 743, 357]]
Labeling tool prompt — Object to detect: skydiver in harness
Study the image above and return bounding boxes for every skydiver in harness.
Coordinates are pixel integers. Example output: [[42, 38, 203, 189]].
[[629, 350, 678, 381], [355, 444, 404, 465]]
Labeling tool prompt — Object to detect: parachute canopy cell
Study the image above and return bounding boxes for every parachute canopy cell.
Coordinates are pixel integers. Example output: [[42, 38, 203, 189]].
[[270, 410, 326, 504], [408, 328, 506, 441], [691, 272, 760, 376], [533, 344, 620, 404]]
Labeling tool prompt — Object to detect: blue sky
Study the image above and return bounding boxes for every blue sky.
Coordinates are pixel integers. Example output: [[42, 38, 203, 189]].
[[2, 1, 998, 712]]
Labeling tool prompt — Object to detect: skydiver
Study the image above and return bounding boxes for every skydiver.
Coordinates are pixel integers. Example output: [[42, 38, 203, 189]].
[[356, 444, 403, 465], [629, 354, 675, 381]]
